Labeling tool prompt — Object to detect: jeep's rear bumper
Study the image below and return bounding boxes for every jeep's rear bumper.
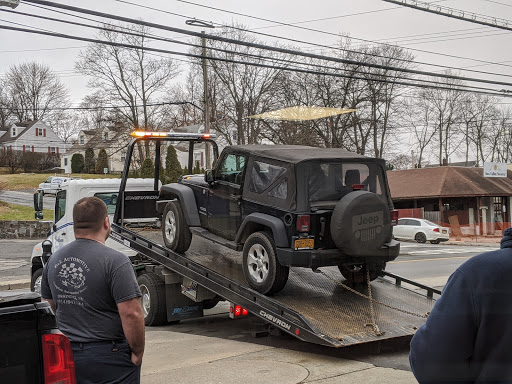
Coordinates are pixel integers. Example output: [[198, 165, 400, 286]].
[[276, 239, 400, 268]]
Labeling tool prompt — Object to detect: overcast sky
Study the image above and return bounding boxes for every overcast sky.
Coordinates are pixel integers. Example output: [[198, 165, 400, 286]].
[[1, 0, 510, 103]]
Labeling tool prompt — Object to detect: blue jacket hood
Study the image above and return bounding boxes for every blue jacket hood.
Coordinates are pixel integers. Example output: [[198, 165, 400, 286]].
[[500, 227, 512, 249]]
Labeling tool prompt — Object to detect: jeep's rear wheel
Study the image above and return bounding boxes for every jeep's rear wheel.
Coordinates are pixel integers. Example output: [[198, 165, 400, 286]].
[[162, 201, 192, 253], [338, 263, 383, 284], [242, 232, 289, 295]]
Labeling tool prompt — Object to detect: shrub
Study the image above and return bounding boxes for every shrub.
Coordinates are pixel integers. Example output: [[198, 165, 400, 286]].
[[165, 145, 182, 183], [95, 148, 108, 174], [71, 153, 85, 173], [140, 158, 154, 178], [84, 147, 95, 173]]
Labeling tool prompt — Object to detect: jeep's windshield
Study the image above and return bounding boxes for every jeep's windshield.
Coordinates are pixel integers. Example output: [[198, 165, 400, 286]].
[[305, 162, 387, 204]]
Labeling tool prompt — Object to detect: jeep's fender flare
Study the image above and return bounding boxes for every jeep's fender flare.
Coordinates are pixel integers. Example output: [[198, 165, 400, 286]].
[[236, 213, 289, 248], [159, 183, 201, 226]]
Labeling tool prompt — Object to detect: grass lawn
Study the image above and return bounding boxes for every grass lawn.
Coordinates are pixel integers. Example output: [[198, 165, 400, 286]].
[[0, 201, 53, 221], [0, 168, 120, 191]]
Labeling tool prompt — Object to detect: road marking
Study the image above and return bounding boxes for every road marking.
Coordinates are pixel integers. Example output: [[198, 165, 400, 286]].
[[0, 259, 29, 271], [406, 249, 480, 255], [390, 256, 471, 264]]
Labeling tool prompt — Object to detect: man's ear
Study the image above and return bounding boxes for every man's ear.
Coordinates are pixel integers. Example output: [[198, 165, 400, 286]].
[[104, 216, 110, 229]]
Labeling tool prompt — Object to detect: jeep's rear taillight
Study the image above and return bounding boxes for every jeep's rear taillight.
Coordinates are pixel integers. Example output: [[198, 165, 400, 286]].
[[352, 184, 365, 190], [42, 333, 76, 384], [297, 215, 310, 232], [433, 227, 440, 232], [390, 210, 399, 226]]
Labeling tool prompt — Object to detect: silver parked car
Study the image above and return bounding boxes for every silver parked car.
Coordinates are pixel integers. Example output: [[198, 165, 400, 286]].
[[393, 218, 450, 244]]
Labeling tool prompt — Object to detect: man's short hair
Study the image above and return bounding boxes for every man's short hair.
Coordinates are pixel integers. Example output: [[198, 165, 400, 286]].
[[73, 197, 108, 235]]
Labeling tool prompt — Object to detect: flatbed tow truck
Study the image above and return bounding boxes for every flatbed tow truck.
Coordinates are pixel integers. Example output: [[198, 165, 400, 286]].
[[109, 132, 440, 348]]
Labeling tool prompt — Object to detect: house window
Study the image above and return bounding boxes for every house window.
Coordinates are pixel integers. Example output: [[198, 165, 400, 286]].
[[120, 151, 127, 162], [104, 131, 108, 141], [32, 145, 34, 152], [11, 127, 16, 136], [37, 128, 43, 136], [64, 158, 68, 166], [50, 147, 56, 154], [80, 136, 84, 145]]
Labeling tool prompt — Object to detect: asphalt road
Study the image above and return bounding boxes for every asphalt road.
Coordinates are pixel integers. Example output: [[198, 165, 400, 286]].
[[0, 190, 55, 210]]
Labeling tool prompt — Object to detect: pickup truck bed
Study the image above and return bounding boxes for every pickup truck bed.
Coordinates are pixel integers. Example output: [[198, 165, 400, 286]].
[[0, 292, 76, 384]]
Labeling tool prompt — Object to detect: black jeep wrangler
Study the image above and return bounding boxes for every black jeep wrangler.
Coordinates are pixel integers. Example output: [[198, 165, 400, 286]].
[[158, 144, 400, 295]]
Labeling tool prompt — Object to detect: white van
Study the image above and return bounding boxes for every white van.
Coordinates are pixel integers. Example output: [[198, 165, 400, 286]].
[[30, 178, 158, 293]]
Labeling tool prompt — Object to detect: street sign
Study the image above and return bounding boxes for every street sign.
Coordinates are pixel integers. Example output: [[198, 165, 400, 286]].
[[483, 162, 507, 178]]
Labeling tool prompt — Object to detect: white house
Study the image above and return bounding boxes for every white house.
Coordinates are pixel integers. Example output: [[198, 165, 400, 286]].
[[61, 125, 131, 174], [61, 124, 214, 174], [0, 120, 66, 155]]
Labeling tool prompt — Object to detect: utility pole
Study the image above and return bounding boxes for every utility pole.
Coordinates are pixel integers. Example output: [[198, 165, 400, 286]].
[[201, 31, 211, 169]]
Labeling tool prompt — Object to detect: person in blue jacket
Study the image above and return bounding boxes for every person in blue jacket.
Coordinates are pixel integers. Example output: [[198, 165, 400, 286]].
[[409, 227, 512, 383]]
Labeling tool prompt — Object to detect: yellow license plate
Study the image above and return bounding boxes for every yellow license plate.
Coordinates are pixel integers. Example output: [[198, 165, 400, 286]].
[[294, 238, 314, 250]]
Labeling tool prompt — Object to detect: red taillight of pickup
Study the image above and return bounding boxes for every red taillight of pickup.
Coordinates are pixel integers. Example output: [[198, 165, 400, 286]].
[[42, 333, 76, 384], [296, 215, 310, 232], [390, 210, 399, 226]]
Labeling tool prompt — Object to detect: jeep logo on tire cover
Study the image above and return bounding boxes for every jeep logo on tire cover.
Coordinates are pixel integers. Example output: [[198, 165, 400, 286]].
[[353, 211, 383, 239]]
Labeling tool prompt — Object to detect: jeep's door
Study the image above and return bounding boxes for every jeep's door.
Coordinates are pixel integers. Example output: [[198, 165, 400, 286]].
[[207, 153, 246, 239]]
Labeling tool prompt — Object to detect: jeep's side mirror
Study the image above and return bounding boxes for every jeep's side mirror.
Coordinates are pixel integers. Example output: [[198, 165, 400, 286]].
[[34, 190, 43, 212], [205, 169, 215, 184], [35, 211, 44, 220]]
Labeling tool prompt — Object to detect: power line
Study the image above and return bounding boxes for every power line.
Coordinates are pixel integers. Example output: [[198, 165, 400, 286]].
[[10, 4, 512, 91], [25, 0, 512, 81], [165, 0, 512, 71], [0, 101, 195, 111], [483, 0, 512, 8], [383, 0, 512, 31], [20, 0, 512, 90], [2, 23, 511, 98]]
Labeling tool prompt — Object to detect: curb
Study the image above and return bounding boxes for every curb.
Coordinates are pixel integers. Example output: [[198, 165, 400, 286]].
[[0, 280, 31, 291]]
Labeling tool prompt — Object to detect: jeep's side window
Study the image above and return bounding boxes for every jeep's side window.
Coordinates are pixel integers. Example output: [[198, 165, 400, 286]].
[[55, 190, 66, 222], [218, 154, 246, 185], [250, 161, 286, 195], [268, 179, 287, 199]]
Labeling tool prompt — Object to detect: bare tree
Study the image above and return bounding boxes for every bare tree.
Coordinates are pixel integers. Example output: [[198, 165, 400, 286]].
[[418, 73, 464, 165], [4, 62, 69, 123], [51, 112, 83, 144], [200, 27, 286, 145], [76, 23, 180, 159]]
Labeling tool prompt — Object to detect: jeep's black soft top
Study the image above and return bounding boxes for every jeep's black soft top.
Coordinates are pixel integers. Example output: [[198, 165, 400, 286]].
[[223, 145, 385, 165]]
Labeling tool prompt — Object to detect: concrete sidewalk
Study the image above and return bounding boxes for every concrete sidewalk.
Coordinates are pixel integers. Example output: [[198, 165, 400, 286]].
[[141, 309, 416, 384]]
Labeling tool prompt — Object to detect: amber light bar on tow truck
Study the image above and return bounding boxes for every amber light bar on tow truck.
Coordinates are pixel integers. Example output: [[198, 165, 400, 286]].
[[229, 303, 249, 319], [130, 131, 216, 140]]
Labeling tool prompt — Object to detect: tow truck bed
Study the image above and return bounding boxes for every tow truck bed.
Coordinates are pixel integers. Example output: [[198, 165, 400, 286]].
[[112, 225, 438, 347]]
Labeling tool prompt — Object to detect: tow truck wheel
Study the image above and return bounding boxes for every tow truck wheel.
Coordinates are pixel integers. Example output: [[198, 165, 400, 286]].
[[162, 201, 192, 253], [137, 273, 167, 326], [242, 231, 289, 295], [338, 263, 383, 285], [30, 267, 43, 295]]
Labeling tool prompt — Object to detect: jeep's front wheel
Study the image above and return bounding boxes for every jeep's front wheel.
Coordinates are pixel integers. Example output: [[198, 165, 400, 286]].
[[162, 201, 192, 253], [242, 232, 289, 295], [338, 263, 383, 284]]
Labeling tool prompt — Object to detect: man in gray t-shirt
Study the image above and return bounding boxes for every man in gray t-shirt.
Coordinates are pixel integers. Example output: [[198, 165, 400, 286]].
[[42, 196, 144, 384]]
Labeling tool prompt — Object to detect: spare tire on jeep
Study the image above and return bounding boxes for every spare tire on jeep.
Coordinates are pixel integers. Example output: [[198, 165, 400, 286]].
[[330, 191, 391, 257]]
